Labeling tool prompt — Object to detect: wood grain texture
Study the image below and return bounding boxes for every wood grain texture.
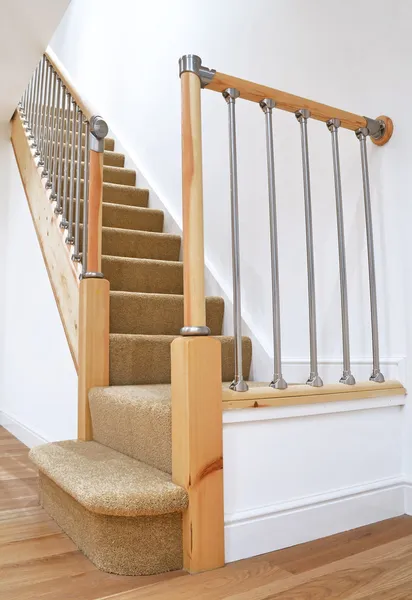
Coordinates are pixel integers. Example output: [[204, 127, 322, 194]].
[[171, 336, 224, 572], [181, 71, 207, 328], [222, 379, 406, 409], [78, 278, 110, 440], [207, 71, 369, 132], [371, 115, 394, 146], [2, 427, 412, 598], [11, 111, 80, 369], [88, 150, 104, 274]]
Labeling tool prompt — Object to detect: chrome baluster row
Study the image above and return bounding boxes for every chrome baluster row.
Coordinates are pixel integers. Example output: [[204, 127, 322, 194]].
[[18, 55, 95, 277], [218, 92, 384, 390]]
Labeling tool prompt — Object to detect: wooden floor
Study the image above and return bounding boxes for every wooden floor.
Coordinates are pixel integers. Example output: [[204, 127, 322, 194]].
[[2, 427, 412, 599]]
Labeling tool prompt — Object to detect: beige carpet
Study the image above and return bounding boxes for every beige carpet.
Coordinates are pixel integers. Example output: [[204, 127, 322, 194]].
[[30, 130, 253, 575]]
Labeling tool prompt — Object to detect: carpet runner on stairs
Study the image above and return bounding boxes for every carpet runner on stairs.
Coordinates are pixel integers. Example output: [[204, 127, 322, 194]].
[[30, 133, 252, 575]]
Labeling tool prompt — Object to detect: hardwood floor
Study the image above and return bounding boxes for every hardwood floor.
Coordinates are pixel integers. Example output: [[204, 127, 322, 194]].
[[2, 426, 412, 599]]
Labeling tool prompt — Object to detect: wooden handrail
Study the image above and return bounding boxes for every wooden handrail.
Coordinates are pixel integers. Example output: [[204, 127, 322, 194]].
[[45, 47, 96, 122], [205, 71, 393, 145]]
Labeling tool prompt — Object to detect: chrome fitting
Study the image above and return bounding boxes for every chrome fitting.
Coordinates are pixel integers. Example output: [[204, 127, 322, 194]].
[[89, 115, 108, 152], [259, 98, 276, 113], [65, 236, 75, 245], [180, 325, 210, 336], [80, 272, 104, 280], [306, 373, 323, 387], [295, 108, 311, 122], [370, 369, 385, 383], [49, 192, 57, 201], [327, 118, 341, 132], [60, 220, 69, 230], [45, 181, 52, 190], [355, 127, 369, 140], [72, 253, 82, 263], [223, 88, 240, 104], [340, 372, 356, 385], [229, 379, 249, 392], [364, 116, 385, 141], [270, 376, 288, 390], [178, 54, 216, 87], [54, 206, 63, 215]]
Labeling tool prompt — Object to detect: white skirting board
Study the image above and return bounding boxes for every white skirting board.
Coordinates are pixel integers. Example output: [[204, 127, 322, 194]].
[[224, 477, 405, 563], [0, 411, 47, 448]]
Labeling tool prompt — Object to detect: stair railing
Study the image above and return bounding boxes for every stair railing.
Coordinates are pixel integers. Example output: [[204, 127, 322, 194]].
[[172, 54, 394, 573], [15, 50, 110, 441]]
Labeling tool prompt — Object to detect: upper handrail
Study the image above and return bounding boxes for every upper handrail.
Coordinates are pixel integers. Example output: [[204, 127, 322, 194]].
[[179, 55, 393, 146], [45, 47, 96, 122]]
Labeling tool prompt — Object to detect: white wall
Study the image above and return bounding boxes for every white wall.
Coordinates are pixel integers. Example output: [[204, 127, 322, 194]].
[[0, 127, 78, 443], [0, 0, 71, 122], [50, 0, 408, 385]]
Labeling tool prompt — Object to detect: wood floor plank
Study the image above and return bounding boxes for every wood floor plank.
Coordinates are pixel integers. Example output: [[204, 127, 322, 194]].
[[2, 426, 412, 599]]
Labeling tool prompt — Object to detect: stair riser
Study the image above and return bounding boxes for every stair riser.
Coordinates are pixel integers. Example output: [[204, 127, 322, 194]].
[[64, 162, 136, 186], [80, 227, 181, 261], [58, 180, 149, 207], [40, 474, 183, 576], [110, 294, 223, 335], [77, 201, 164, 232], [109, 336, 252, 385], [103, 259, 183, 294]]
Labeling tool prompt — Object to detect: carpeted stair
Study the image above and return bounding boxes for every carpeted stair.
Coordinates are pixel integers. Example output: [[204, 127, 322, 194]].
[[30, 131, 252, 575]]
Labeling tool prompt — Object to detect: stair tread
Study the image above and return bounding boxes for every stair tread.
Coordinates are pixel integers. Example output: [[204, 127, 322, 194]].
[[30, 440, 188, 517]]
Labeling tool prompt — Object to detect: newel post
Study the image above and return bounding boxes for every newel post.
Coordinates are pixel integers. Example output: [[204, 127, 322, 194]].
[[78, 116, 110, 441], [171, 55, 224, 573]]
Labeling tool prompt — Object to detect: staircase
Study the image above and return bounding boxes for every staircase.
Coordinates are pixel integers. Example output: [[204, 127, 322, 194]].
[[29, 132, 252, 575]]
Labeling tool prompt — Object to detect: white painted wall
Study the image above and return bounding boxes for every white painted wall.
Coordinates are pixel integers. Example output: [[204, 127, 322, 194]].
[[50, 0, 408, 385], [0, 0, 71, 122], [0, 127, 78, 443]]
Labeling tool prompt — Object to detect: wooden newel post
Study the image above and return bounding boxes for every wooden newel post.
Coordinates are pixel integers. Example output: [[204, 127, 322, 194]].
[[77, 116, 110, 441], [172, 55, 224, 573]]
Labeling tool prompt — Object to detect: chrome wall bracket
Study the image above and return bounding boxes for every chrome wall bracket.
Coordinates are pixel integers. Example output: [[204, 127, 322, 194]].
[[178, 54, 216, 88], [80, 272, 104, 280], [363, 117, 386, 142]]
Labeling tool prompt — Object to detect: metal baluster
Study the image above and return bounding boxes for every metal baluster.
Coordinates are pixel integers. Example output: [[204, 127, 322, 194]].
[[41, 63, 52, 179], [73, 110, 83, 260], [356, 127, 384, 383], [223, 87, 248, 392], [295, 109, 323, 387], [38, 57, 48, 167], [60, 91, 72, 229], [50, 77, 62, 201], [67, 102, 78, 244], [33, 61, 42, 156], [327, 119, 355, 385], [30, 65, 39, 148], [55, 85, 66, 215], [260, 99, 287, 389], [27, 76, 34, 138], [82, 120, 90, 275], [46, 71, 57, 190], [23, 87, 29, 125]]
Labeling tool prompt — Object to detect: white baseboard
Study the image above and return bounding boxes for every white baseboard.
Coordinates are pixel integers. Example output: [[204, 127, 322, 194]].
[[0, 411, 47, 448], [224, 476, 406, 563]]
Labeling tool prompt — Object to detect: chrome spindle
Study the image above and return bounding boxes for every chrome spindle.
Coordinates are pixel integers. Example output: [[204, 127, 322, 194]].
[[260, 99, 287, 389], [33, 61, 42, 155], [327, 119, 355, 385], [23, 87, 29, 124], [356, 127, 384, 383], [55, 85, 66, 215], [29, 66, 39, 146], [82, 120, 90, 274], [42, 63, 53, 178], [223, 87, 248, 392], [50, 77, 62, 200], [295, 109, 323, 387], [60, 91, 72, 229], [73, 110, 83, 261], [67, 102, 78, 244], [46, 71, 57, 189], [27, 76, 34, 137], [38, 57, 48, 167]]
